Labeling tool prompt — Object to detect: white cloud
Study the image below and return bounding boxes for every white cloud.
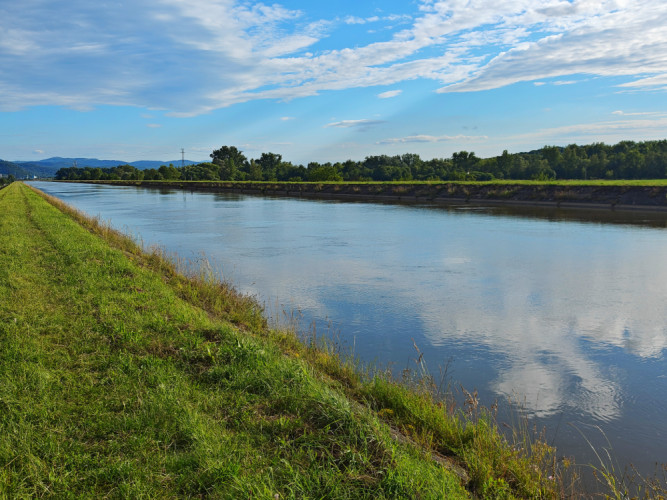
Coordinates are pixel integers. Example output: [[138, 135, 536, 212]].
[[344, 16, 367, 25], [533, 79, 580, 87], [0, 0, 665, 114], [280, 116, 295, 121], [618, 74, 667, 92], [612, 110, 665, 117], [33, 149, 44, 155], [386, 14, 412, 23], [377, 89, 403, 99], [438, 0, 667, 94], [344, 14, 400, 25], [505, 115, 667, 145], [325, 119, 384, 129], [146, 124, 162, 128], [378, 134, 488, 144]]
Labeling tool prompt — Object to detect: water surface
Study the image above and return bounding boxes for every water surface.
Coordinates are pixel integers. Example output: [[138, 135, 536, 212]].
[[31, 181, 667, 482]]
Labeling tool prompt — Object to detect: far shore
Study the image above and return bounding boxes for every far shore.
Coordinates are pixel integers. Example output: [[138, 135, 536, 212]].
[[62, 179, 667, 212]]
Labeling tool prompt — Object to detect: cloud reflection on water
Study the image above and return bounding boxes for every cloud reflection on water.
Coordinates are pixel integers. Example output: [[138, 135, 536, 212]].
[[225, 207, 667, 421]]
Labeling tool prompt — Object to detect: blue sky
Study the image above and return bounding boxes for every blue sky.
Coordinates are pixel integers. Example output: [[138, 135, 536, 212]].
[[1, 0, 666, 164]]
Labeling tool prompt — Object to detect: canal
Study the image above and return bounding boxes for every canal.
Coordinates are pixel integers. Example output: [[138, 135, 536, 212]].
[[31, 181, 667, 485]]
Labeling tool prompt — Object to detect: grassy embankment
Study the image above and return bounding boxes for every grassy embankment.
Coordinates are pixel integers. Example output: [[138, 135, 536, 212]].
[[0, 182, 563, 498]]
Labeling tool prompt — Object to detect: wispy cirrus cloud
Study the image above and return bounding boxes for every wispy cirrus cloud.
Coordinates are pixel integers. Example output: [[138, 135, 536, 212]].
[[344, 15, 379, 25], [438, 0, 667, 94], [325, 119, 384, 129], [505, 115, 667, 146], [612, 110, 667, 117], [1, 0, 665, 115], [378, 134, 488, 144], [532, 79, 581, 87], [377, 90, 402, 99], [618, 74, 667, 92]]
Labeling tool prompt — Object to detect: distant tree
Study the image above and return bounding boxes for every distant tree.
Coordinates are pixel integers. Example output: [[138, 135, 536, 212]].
[[339, 159, 369, 181], [588, 151, 608, 179], [55, 166, 83, 180], [451, 151, 480, 175], [111, 164, 142, 180], [424, 157, 452, 180], [158, 164, 181, 180], [508, 155, 528, 179], [362, 155, 411, 181], [181, 163, 219, 181], [525, 156, 555, 180], [142, 168, 163, 180], [211, 146, 247, 180], [89, 167, 103, 180], [495, 150, 512, 178], [541, 146, 563, 173], [247, 159, 263, 181], [276, 161, 307, 181], [257, 153, 282, 181], [307, 163, 343, 182], [560, 146, 583, 178]]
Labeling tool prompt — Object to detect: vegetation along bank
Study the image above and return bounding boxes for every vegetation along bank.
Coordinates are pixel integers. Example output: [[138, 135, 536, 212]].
[[2, 181, 567, 498], [54, 140, 667, 183], [0, 174, 15, 188]]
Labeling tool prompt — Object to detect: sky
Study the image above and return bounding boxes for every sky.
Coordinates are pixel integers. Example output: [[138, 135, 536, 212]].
[[1, 0, 666, 164]]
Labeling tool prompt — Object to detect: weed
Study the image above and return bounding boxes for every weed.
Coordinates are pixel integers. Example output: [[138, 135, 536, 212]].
[[572, 423, 667, 499]]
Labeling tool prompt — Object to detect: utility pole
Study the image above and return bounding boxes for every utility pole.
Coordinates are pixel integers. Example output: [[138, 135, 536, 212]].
[[181, 148, 185, 169]]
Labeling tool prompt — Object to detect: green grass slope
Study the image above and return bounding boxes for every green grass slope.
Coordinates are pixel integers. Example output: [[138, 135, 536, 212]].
[[0, 182, 559, 498]]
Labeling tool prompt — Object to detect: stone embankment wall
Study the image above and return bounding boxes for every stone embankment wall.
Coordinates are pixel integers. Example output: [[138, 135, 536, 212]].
[[83, 181, 667, 211]]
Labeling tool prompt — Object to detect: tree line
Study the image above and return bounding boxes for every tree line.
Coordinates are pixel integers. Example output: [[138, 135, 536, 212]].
[[0, 174, 15, 187], [55, 140, 667, 182]]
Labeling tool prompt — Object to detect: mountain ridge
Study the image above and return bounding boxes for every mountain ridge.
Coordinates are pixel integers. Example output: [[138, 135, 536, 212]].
[[1, 157, 199, 178]]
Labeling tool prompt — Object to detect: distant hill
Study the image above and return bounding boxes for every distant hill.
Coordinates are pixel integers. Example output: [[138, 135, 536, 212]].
[[17, 157, 128, 169], [0, 160, 31, 178], [2, 157, 198, 178]]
